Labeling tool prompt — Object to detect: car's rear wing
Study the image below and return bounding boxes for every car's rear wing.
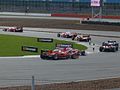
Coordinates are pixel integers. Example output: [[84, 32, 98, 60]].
[[56, 43, 73, 48]]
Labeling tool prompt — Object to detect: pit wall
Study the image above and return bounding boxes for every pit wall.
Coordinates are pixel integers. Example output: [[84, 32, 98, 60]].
[[51, 13, 120, 19]]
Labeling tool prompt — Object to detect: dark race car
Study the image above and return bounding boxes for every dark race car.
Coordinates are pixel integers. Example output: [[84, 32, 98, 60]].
[[99, 40, 119, 52], [40, 44, 86, 60], [57, 32, 77, 38], [3, 27, 23, 32], [72, 34, 91, 42]]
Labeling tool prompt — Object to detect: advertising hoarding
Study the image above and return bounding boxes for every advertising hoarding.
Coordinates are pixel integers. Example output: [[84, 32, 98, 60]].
[[37, 38, 53, 42], [22, 46, 38, 52], [91, 0, 101, 7]]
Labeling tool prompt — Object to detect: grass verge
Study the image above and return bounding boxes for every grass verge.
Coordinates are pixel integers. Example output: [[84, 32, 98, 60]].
[[0, 34, 87, 56]]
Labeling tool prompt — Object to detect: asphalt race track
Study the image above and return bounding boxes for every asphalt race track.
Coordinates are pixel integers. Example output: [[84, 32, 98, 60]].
[[0, 28, 120, 86]]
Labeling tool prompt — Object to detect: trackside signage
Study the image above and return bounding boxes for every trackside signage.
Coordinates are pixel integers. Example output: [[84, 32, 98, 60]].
[[56, 44, 73, 48], [91, 0, 101, 7], [37, 38, 53, 42], [22, 46, 38, 52]]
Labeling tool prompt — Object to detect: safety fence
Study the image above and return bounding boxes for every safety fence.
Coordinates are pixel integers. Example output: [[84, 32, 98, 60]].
[[0, 1, 120, 16], [0, 76, 120, 90]]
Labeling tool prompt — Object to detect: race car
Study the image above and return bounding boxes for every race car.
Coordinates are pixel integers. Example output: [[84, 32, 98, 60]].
[[40, 44, 86, 60], [72, 34, 91, 42], [57, 32, 77, 38], [3, 27, 23, 32], [99, 40, 119, 52]]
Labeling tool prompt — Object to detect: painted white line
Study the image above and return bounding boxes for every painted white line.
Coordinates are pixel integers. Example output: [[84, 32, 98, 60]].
[[0, 55, 40, 59], [23, 55, 40, 58]]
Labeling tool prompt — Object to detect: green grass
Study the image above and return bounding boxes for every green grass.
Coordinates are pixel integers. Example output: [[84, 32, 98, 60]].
[[0, 34, 87, 56]]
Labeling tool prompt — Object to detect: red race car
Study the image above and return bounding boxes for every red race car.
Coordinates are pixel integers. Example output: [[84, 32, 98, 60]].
[[40, 44, 81, 60], [3, 27, 23, 32]]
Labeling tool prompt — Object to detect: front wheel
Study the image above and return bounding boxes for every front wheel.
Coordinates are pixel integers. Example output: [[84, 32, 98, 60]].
[[53, 54, 59, 60], [99, 47, 103, 52], [3, 29, 7, 31], [40, 54, 45, 59], [57, 33, 60, 37]]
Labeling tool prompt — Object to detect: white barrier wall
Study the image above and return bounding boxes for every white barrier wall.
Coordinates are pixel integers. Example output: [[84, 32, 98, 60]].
[[0, 12, 51, 17]]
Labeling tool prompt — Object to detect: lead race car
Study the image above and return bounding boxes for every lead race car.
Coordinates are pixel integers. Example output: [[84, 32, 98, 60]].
[[40, 44, 86, 60], [3, 27, 23, 32]]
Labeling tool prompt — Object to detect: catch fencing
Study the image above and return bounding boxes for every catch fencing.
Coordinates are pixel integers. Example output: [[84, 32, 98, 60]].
[[0, 76, 120, 90], [0, 0, 120, 16]]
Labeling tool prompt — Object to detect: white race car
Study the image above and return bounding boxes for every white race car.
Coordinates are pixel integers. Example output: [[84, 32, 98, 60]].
[[57, 32, 77, 38], [3, 27, 23, 32], [72, 34, 91, 42]]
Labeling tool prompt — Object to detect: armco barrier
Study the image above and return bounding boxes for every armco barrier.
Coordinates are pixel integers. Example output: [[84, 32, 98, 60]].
[[0, 12, 51, 17]]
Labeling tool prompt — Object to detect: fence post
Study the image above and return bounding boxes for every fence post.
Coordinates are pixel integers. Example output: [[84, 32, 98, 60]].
[[32, 76, 35, 90]]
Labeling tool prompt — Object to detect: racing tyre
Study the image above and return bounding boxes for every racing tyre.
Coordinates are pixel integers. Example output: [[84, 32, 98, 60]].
[[40, 54, 45, 59], [99, 47, 103, 52], [57, 33, 60, 37], [3, 29, 7, 31], [89, 38, 91, 41], [81, 51, 86, 56], [116, 47, 119, 51], [86, 39, 89, 42], [112, 48, 116, 52], [53, 54, 58, 60], [72, 36, 75, 40], [71, 54, 79, 59]]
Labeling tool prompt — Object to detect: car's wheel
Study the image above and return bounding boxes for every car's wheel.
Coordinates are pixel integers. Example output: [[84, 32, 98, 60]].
[[116, 47, 119, 51], [40, 54, 45, 59], [72, 36, 75, 40], [81, 51, 86, 56], [53, 54, 58, 60], [66, 35, 69, 38], [66, 55, 70, 59], [57, 33, 60, 37], [3, 29, 7, 31], [89, 38, 91, 41], [112, 48, 116, 52], [99, 47, 103, 52], [71, 54, 79, 59], [86, 39, 89, 42]]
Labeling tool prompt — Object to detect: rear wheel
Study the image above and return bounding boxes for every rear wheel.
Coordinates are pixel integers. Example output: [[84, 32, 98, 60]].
[[3, 29, 7, 31], [86, 39, 89, 42], [112, 48, 116, 52], [71, 54, 79, 59], [72, 36, 75, 40], [116, 47, 119, 51]]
